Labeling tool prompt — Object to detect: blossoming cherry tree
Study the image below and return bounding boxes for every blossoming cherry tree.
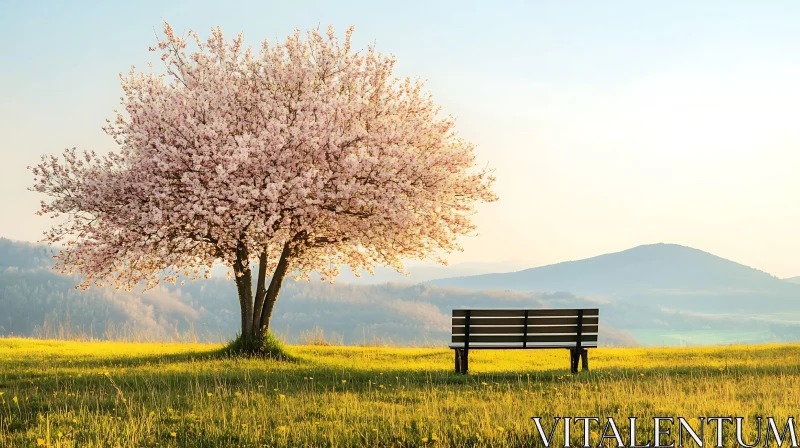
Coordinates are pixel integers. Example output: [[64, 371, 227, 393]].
[[30, 23, 497, 349]]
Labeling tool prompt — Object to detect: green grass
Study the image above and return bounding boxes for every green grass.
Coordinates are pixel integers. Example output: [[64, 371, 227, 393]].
[[2, 339, 800, 447]]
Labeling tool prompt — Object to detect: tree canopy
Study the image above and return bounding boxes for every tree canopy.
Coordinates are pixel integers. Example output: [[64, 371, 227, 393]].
[[30, 22, 497, 342]]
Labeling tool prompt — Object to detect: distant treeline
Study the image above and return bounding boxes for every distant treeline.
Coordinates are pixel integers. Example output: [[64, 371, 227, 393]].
[[0, 254, 639, 346], [2, 238, 799, 347]]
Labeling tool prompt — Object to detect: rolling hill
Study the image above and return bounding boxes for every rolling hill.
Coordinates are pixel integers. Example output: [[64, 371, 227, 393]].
[[0, 238, 637, 346], [786, 276, 800, 285], [430, 243, 788, 296], [430, 243, 800, 344]]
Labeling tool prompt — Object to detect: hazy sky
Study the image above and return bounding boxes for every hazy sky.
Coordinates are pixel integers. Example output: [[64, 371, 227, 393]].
[[1, 1, 798, 278]]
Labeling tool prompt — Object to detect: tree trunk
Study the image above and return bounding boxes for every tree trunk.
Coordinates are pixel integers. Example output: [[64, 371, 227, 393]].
[[257, 240, 292, 335], [251, 249, 268, 338], [233, 242, 254, 339]]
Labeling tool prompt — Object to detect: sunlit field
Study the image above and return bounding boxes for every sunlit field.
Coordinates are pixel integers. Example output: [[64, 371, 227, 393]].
[[2, 339, 799, 447]]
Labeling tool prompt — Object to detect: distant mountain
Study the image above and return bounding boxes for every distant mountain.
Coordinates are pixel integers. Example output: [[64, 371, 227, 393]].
[[430, 243, 787, 296], [0, 238, 57, 271], [786, 277, 800, 285], [430, 243, 800, 345]]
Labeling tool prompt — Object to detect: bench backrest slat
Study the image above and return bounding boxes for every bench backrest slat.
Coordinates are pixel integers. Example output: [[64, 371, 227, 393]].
[[451, 308, 599, 348], [452, 325, 599, 335], [451, 334, 598, 344], [453, 309, 598, 318], [452, 316, 599, 326]]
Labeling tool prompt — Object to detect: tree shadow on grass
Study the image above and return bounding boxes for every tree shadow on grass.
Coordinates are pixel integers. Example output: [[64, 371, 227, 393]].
[[7, 344, 800, 396], [6, 344, 305, 372], [14, 358, 800, 391]]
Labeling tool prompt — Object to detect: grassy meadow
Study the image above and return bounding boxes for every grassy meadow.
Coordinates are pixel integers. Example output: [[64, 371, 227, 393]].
[[1, 339, 800, 447]]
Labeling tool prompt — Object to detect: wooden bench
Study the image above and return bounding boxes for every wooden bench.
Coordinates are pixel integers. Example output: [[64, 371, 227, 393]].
[[449, 308, 599, 374]]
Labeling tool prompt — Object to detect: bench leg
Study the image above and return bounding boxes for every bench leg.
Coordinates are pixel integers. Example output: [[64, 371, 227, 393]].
[[581, 349, 589, 371], [454, 349, 462, 373], [569, 349, 578, 373], [461, 349, 469, 375]]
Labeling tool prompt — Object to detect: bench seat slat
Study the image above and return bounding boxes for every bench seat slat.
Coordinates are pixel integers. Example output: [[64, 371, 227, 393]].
[[451, 334, 598, 344], [452, 317, 599, 326], [452, 325, 598, 335], [452, 309, 598, 318]]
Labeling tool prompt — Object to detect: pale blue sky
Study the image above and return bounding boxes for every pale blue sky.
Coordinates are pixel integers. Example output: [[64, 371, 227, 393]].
[[1, 1, 799, 277]]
